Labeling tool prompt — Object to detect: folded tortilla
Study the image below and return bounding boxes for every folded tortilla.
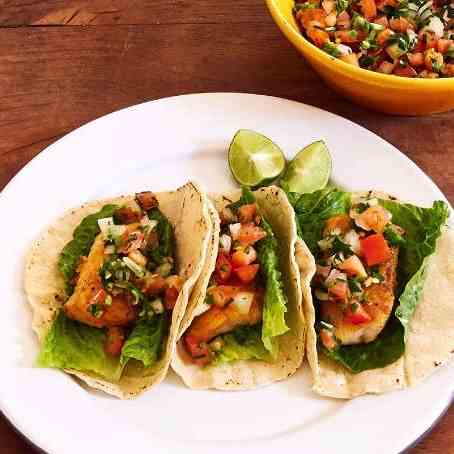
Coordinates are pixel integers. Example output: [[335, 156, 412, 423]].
[[171, 186, 305, 390], [25, 182, 212, 399], [297, 191, 454, 398]]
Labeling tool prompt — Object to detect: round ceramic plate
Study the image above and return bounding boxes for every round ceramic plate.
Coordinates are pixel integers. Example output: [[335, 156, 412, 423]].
[[1, 93, 452, 454]]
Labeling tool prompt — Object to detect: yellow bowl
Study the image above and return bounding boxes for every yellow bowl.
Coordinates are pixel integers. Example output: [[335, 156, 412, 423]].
[[266, 0, 454, 115]]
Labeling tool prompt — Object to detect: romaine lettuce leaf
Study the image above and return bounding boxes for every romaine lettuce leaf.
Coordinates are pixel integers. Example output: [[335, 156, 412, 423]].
[[58, 204, 118, 293], [213, 325, 270, 366], [37, 312, 122, 381], [147, 208, 174, 266], [120, 315, 167, 368], [290, 188, 351, 254], [257, 217, 289, 358]]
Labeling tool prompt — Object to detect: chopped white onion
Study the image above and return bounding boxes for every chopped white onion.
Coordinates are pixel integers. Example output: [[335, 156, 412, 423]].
[[98, 217, 115, 239], [318, 237, 334, 252], [230, 292, 254, 315], [122, 256, 146, 278], [229, 223, 241, 240], [422, 16, 444, 38], [343, 230, 361, 255], [104, 245, 116, 255], [336, 44, 353, 56], [219, 234, 232, 253], [325, 269, 347, 288], [150, 298, 165, 314]]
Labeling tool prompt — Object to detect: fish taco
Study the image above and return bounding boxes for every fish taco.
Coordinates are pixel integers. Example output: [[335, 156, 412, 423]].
[[25, 182, 212, 399], [172, 186, 305, 389], [291, 188, 453, 398]]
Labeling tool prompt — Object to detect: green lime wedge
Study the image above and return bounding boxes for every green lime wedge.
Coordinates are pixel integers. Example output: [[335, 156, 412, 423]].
[[280, 141, 332, 194], [228, 129, 286, 187]]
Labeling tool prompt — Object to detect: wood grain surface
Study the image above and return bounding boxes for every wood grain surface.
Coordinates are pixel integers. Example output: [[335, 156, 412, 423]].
[[0, 1, 453, 453]]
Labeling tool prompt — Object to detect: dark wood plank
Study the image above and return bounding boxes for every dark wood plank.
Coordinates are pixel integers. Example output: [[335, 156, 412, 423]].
[[0, 0, 265, 26]]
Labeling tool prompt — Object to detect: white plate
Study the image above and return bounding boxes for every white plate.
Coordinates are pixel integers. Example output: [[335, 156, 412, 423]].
[[1, 93, 452, 454]]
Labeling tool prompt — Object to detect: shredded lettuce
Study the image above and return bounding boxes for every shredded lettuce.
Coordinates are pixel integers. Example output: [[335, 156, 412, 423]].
[[120, 315, 167, 368], [213, 325, 270, 366], [37, 312, 122, 381], [290, 190, 449, 373], [58, 204, 118, 294], [257, 217, 289, 358]]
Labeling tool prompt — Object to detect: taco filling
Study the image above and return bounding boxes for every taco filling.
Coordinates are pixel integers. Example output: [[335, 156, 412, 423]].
[[38, 192, 184, 381], [314, 199, 402, 350], [182, 188, 289, 366], [290, 188, 449, 374]]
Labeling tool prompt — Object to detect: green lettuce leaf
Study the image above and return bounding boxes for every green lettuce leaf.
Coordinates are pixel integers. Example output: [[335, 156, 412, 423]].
[[227, 186, 255, 212], [37, 312, 122, 381], [58, 204, 118, 293], [383, 199, 449, 330], [290, 188, 351, 254], [257, 217, 289, 358], [290, 189, 449, 373], [147, 208, 174, 266], [322, 317, 405, 374], [212, 325, 270, 366], [120, 315, 167, 368], [381, 199, 449, 293]]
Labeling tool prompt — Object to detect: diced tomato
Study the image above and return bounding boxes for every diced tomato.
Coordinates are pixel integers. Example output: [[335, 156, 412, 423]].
[[184, 334, 209, 358], [320, 328, 337, 350], [238, 204, 257, 224], [421, 31, 438, 50], [437, 39, 452, 54], [360, 0, 377, 20], [360, 233, 391, 266], [337, 255, 367, 278], [324, 214, 352, 236], [231, 245, 257, 267], [328, 281, 349, 301], [144, 274, 166, 295], [408, 52, 424, 67], [215, 252, 233, 283], [209, 285, 241, 307], [297, 8, 327, 28], [89, 288, 107, 306], [336, 10, 351, 29], [104, 327, 126, 356], [164, 286, 179, 310], [118, 230, 145, 254], [393, 65, 417, 77], [377, 28, 394, 46], [373, 15, 389, 27], [237, 224, 266, 246], [307, 26, 330, 47], [234, 264, 260, 284], [334, 30, 360, 44], [344, 303, 372, 325], [389, 17, 414, 32]]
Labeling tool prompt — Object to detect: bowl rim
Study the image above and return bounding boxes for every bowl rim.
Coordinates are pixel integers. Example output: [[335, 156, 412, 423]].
[[266, 0, 454, 88]]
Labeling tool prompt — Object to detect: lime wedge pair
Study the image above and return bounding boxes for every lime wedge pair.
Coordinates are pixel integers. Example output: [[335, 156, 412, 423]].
[[228, 129, 332, 193]]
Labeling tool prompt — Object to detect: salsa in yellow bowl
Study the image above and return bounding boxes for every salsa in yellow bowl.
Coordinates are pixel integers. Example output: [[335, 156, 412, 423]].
[[266, 0, 454, 114]]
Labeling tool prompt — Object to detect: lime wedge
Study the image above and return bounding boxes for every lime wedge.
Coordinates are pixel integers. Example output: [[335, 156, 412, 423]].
[[228, 129, 286, 187], [280, 141, 332, 194]]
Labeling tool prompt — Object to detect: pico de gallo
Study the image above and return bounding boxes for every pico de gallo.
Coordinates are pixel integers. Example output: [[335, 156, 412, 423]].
[[294, 0, 454, 77], [182, 189, 289, 366], [63, 191, 183, 359], [313, 196, 405, 350]]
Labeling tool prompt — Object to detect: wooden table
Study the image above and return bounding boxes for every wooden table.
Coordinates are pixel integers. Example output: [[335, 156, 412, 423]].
[[1, 1, 453, 452]]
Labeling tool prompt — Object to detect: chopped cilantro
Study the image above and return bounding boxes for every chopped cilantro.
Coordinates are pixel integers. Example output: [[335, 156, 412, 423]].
[[331, 236, 354, 256]]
